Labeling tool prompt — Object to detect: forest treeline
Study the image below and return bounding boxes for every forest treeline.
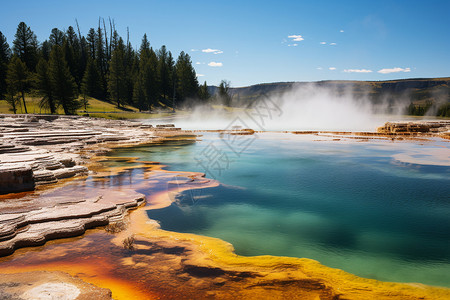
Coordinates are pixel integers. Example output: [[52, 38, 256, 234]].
[[0, 19, 212, 114]]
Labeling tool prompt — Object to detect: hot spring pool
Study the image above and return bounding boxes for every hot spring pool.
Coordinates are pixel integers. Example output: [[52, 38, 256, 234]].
[[110, 132, 450, 287]]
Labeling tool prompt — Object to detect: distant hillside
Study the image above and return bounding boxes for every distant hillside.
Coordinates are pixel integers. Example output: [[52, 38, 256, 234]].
[[209, 78, 450, 116]]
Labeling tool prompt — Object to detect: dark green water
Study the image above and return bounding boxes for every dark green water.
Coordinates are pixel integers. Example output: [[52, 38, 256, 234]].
[[110, 133, 450, 287]]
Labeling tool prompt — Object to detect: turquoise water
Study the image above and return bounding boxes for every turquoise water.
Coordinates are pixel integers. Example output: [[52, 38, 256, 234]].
[[110, 133, 450, 287]]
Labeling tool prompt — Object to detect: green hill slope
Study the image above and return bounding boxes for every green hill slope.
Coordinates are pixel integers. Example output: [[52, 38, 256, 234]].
[[210, 77, 450, 116]]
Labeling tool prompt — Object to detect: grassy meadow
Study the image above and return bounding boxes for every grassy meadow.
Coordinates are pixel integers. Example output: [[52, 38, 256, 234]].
[[0, 96, 177, 120]]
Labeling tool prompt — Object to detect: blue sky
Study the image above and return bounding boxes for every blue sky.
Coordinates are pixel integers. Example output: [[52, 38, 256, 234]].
[[1, 0, 449, 87]]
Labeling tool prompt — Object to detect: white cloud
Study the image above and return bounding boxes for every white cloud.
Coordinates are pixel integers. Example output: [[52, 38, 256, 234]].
[[329, 67, 336, 70], [344, 69, 373, 73], [202, 48, 223, 54], [196, 74, 205, 77], [195, 62, 203, 65], [288, 34, 304, 41], [191, 49, 198, 52], [208, 62, 223, 67], [202, 48, 219, 53], [320, 42, 327, 45], [340, 30, 344, 33], [329, 42, 337, 45], [317, 67, 323, 70], [288, 43, 298, 47], [377, 67, 411, 74]]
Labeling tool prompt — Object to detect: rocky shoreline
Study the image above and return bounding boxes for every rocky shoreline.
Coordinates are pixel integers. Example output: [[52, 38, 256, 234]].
[[0, 114, 189, 255], [0, 114, 181, 194], [0, 114, 191, 299]]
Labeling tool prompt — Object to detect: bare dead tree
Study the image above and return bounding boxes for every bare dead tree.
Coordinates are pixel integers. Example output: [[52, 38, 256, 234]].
[[75, 19, 83, 47], [127, 27, 130, 51], [102, 18, 109, 60], [109, 17, 113, 55]]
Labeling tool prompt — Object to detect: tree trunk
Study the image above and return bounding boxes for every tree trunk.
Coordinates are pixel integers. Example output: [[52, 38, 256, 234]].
[[21, 91, 28, 114], [61, 100, 69, 115], [50, 97, 56, 114], [11, 96, 17, 114]]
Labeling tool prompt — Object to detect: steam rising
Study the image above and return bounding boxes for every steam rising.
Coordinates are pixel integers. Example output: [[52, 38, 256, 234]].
[[155, 84, 409, 132]]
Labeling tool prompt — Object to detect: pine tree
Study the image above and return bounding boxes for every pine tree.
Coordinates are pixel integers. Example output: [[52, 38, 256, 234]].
[[140, 34, 150, 55], [96, 24, 107, 98], [12, 22, 38, 71], [111, 30, 119, 52], [133, 77, 146, 111], [66, 26, 82, 86], [63, 40, 78, 87], [35, 58, 56, 113], [198, 81, 210, 101], [40, 40, 51, 61], [86, 28, 97, 60], [6, 56, 31, 113], [149, 48, 160, 102], [175, 51, 199, 102], [134, 35, 159, 111], [132, 55, 145, 111], [124, 34, 135, 105], [81, 58, 102, 100], [108, 39, 126, 108], [140, 48, 159, 111], [5, 91, 20, 114], [218, 80, 231, 106], [49, 28, 65, 47], [167, 51, 175, 104], [138, 56, 155, 111], [66, 26, 77, 47], [0, 31, 11, 99], [77, 33, 88, 90], [158, 45, 170, 100], [48, 46, 79, 115]]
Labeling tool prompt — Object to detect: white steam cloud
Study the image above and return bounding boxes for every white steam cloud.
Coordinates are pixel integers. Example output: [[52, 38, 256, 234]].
[[162, 84, 397, 132]]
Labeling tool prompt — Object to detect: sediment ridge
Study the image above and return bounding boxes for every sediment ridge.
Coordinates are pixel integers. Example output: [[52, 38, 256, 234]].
[[377, 120, 450, 139], [0, 113, 186, 256], [0, 114, 181, 194], [0, 189, 145, 257]]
